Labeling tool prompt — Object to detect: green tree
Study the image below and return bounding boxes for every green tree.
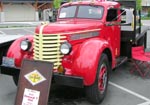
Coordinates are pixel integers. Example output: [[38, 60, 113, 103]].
[[53, 0, 62, 9], [136, 0, 142, 10], [148, 8, 150, 17], [118, 0, 142, 10], [53, 0, 71, 9]]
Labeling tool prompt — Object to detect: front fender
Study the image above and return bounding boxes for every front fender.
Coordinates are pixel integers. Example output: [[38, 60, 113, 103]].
[[7, 35, 33, 67], [72, 38, 113, 86]]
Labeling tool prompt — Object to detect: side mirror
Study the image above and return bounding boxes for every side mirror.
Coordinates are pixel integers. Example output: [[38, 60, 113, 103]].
[[121, 8, 134, 25]]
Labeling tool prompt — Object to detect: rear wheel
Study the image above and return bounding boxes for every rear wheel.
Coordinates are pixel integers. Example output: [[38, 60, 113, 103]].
[[85, 53, 110, 104]]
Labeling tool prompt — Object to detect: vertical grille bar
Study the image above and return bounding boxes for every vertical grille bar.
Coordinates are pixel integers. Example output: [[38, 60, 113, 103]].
[[33, 31, 66, 69]]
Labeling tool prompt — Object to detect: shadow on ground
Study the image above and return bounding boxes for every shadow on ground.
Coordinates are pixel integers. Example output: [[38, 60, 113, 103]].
[[48, 85, 86, 105]]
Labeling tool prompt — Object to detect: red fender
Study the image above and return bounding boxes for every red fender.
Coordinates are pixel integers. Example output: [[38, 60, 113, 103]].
[[72, 38, 113, 86], [7, 35, 33, 67]]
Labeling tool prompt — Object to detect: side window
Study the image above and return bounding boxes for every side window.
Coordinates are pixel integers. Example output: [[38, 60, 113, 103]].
[[106, 8, 118, 21]]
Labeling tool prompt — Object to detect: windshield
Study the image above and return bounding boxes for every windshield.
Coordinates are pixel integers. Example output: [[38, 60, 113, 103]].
[[59, 6, 77, 18], [59, 5, 104, 19]]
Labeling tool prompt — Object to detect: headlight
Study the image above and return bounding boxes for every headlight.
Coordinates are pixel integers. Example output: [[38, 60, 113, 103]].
[[60, 42, 72, 55], [20, 39, 31, 51]]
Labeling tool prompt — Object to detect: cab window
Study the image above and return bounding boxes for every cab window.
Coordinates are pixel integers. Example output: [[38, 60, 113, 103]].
[[106, 8, 118, 21]]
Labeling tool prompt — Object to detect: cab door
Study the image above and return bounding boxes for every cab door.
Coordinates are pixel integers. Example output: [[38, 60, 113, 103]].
[[105, 8, 121, 57]]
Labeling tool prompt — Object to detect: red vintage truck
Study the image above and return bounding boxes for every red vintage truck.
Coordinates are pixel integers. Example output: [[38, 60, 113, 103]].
[[0, 0, 148, 104]]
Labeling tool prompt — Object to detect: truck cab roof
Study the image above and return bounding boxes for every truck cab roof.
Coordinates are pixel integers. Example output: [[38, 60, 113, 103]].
[[61, 1, 120, 8]]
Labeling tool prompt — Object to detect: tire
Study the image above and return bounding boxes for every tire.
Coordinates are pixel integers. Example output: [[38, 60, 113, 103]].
[[85, 53, 110, 104], [13, 74, 19, 86]]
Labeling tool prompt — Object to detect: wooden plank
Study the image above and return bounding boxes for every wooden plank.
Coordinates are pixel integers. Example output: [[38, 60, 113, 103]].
[[0, 1, 3, 12], [34, 0, 38, 11]]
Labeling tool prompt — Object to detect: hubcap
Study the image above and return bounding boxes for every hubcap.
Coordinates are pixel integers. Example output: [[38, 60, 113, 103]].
[[98, 63, 107, 94]]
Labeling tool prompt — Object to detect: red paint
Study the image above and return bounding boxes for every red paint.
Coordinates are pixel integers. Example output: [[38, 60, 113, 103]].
[[7, 35, 33, 67], [70, 38, 113, 85]]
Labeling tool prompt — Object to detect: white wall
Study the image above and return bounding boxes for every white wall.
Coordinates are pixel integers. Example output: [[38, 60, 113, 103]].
[[0, 12, 5, 22], [3, 4, 36, 22], [142, 0, 150, 6]]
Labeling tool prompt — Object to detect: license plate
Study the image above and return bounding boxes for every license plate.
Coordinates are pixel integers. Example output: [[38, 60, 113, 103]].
[[2, 57, 15, 67]]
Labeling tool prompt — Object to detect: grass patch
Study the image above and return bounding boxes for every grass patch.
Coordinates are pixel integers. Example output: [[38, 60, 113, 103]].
[[141, 17, 150, 20]]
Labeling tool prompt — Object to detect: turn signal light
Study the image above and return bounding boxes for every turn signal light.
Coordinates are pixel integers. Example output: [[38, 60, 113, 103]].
[[57, 65, 65, 74]]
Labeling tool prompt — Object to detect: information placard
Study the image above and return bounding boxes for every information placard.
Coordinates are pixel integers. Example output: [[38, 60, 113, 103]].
[[22, 88, 40, 105], [15, 59, 53, 105]]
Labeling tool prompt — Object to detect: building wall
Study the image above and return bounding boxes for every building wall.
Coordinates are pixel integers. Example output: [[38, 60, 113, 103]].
[[3, 4, 36, 22], [141, 0, 150, 17], [142, 0, 150, 6]]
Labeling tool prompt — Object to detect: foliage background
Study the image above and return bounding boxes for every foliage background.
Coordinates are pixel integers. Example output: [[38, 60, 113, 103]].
[[136, 0, 142, 10]]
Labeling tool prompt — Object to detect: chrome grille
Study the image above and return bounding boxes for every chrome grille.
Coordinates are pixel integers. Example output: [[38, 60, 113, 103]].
[[33, 34, 66, 69]]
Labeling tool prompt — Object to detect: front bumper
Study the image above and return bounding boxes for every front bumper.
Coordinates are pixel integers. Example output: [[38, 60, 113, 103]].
[[0, 65, 83, 88]]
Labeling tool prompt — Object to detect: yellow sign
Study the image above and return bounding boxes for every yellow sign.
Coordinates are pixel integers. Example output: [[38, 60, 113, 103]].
[[24, 70, 46, 86]]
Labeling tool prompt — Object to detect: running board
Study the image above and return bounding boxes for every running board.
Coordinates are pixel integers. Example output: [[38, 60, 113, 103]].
[[115, 56, 128, 68]]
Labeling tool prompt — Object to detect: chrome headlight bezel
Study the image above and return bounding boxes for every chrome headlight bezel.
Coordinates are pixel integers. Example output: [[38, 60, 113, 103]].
[[20, 39, 31, 51], [60, 42, 72, 55]]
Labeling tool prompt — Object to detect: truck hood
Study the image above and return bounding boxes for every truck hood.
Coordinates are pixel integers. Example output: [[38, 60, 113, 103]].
[[35, 20, 103, 34]]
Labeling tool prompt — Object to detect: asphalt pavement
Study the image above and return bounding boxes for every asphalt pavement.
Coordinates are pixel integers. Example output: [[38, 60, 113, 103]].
[[1, 62, 150, 105]]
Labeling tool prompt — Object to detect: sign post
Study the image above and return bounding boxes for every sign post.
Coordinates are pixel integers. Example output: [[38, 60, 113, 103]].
[[15, 59, 53, 105]]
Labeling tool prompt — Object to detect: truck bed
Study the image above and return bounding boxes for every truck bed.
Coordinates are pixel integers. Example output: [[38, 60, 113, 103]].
[[120, 26, 149, 58]]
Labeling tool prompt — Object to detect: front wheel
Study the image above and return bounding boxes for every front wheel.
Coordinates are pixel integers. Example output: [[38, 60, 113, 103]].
[[85, 53, 110, 104]]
